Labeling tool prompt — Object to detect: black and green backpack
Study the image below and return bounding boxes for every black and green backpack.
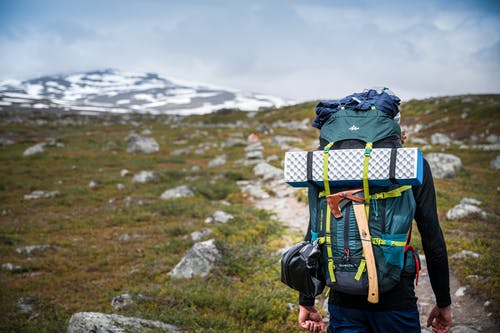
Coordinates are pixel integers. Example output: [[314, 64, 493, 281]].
[[308, 88, 421, 301]]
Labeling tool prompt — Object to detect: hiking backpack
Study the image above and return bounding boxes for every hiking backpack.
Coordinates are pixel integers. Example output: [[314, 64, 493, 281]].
[[308, 88, 421, 303]]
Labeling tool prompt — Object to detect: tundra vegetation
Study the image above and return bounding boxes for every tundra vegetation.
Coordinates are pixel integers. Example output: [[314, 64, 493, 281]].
[[0, 94, 498, 332]]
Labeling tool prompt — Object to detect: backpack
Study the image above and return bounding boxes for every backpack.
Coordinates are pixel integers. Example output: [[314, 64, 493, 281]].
[[308, 88, 421, 303]]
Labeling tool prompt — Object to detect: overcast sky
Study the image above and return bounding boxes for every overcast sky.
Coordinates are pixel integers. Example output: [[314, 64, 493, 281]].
[[1, 0, 499, 101]]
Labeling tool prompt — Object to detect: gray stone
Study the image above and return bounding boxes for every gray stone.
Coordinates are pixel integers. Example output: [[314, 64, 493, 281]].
[[111, 293, 134, 311], [206, 210, 234, 224], [169, 239, 220, 278], [132, 171, 160, 184], [2, 262, 26, 273], [426, 153, 462, 179], [490, 155, 500, 170], [89, 180, 98, 189], [0, 137, 15, 146], [486, 134, 499, 144], [170, 148, 190, 156], [24, 190, 60, 200], [253, 162, 283, 181], [190, 229, 213, 242], [271, 136, 303, 146], [446, 198, 484, 220], [222, 137, 247, 148], [116, 183, 125, 190], [120, 169, 130, 177], [17, 296, 37, 314], [160, 185, 194, 200], [272, 119, 309, 130], [409, 137, 428, 145], [126, 135, 159, 153], [23, 143, 46, 156], [208, 155, 227, 168], [67, 312, 180, 333], [240, 183, 270, 199], [16, 245, 51, 255], [430, 133, 452, 145], [450, 326, 480, 333], [451, 250, 480, 259]]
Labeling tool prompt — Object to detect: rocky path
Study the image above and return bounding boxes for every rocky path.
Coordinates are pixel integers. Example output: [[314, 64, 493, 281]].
[[251, 181, 497, 333]]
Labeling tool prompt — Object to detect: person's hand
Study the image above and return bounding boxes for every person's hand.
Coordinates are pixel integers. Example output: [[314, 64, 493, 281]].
[[298, 305, 325, 333], [427, 305, 451, 333]]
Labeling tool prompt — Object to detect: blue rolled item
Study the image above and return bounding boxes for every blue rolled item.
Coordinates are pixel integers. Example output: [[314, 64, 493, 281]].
[[312, 89, 401, 129]]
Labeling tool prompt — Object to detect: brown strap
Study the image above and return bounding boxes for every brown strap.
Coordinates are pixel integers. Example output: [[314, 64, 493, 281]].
[[352, 203, 379, 304]]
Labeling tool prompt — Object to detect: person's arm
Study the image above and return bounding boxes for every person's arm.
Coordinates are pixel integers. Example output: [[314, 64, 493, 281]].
[[413, 159, 452, 331]]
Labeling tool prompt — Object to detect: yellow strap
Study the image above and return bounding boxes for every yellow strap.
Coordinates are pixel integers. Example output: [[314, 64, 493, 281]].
[[371, 185, 412, 200], [323, 142, 334, 196], [371, 237, 406, 247], [363, 142, 373, 217], [354, 259, 366, 281], [325, 204, 336, 282]]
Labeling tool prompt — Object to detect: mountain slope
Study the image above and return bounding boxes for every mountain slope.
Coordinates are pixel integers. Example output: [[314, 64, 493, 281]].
[[0, 69, 292, 115]]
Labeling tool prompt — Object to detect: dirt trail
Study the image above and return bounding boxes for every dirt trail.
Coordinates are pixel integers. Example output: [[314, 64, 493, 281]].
[[252, 181, 497, 333]]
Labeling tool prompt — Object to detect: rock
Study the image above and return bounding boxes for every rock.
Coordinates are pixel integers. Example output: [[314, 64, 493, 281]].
[[455, 286, 467, 297], [0, 137, 15, 146], [271, 136, 303, 146], [450, 326, 480, 333], [451, 250, 480, 259], [409, 137, 428, 145], [243, 184, 270, 199], [426, 153, 462, 179], [119, 234, 130, 241], [170, 148, 189, 156], [111, 293, 134, 311], [272, 119, 309, 130], [222, 137, 247, 148], [446, 198, 485, 220], [16, 245, 51, 255], [126, 135, 159, 153], [2, 262, 26, 273], [245, 142, 264, 161], [120, 169, 130, 177], [132, 171, 160, 184], [490, 156, 500, 170], [160, 185, 194, 200], [117, 183, 125, 190], [485, 134, 499, 144], [430, 133, 452, 145], [17, 296, 37, 314], [23, 143, 46, 156], [88, 180, 98, 189], [205, 210, 234, 224], [208, 155, 227, 168], [253, 162, 283, 181], [24, 190, 60, 200], [191, 229, 213, 242], [169, 239, 220, 279], [67, 312, 180, 333]]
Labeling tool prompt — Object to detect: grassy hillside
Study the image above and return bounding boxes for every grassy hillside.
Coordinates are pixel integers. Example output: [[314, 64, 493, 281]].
[[0, 94, 499, 331]]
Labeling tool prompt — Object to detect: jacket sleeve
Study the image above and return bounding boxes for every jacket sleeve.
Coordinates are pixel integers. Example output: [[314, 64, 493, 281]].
[[413, 159, 452, 308]]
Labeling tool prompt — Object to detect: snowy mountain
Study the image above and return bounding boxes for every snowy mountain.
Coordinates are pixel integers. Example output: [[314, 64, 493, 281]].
[[0, 69, 293, 115]]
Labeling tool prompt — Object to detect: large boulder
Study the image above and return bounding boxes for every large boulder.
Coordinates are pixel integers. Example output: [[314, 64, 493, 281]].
[[126, 135, 159, 153], [426, 153, 462, 179], [169, 239, 220, 279], [67, 312, 180, 333]]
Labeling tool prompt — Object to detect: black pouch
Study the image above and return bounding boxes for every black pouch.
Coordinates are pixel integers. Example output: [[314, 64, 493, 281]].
[[280, 241, 325, 298]]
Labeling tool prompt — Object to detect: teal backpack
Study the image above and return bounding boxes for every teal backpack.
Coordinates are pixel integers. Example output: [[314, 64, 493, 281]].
[[309, 89, 421, 303]]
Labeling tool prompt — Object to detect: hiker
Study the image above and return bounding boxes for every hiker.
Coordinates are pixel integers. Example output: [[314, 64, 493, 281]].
[[296, 89, 452, 333]]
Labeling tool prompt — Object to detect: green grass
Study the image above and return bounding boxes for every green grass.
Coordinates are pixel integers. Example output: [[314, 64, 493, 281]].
[[1, 95, 499, 331]]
